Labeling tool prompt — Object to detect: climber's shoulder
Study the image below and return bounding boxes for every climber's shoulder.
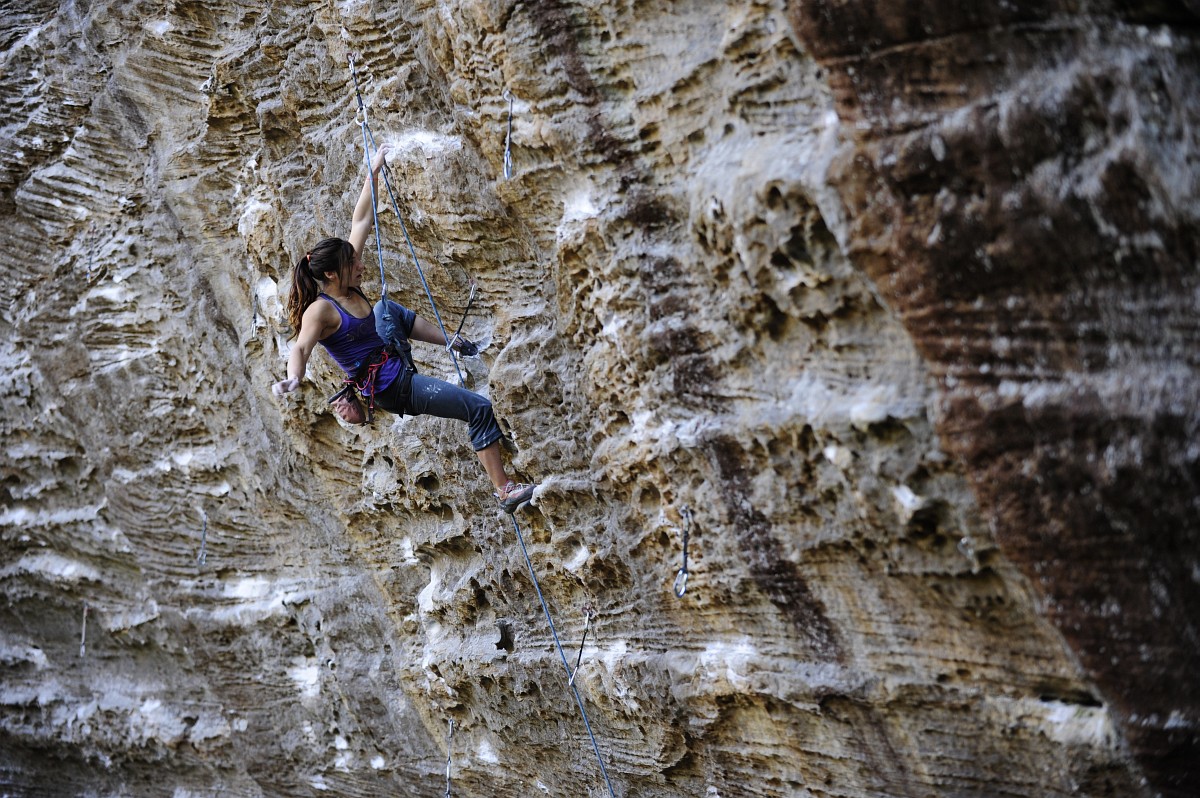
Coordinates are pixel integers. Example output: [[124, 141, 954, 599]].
[[299, 298, 341, 342]]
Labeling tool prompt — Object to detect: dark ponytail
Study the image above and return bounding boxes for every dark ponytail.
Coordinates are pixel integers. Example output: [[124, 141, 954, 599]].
[[284, 237, 355, 337]]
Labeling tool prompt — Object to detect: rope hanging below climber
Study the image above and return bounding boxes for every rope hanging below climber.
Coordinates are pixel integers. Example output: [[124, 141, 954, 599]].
[[508, 513, 617, 797]]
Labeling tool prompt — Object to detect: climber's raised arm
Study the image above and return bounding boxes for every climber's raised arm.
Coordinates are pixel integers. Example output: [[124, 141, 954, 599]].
[[348, 144, 391, 256]]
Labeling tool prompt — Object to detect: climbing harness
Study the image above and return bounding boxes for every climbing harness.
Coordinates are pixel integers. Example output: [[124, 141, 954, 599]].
[[348, 55, 467, 387], [568, 604, 597, 687], [79, 603, 88, 658], [197, 507, 208, 566], [508, 514, 616, 797], [444, 718, 454, 798], [327, 347, 390, 426], [502, 90, 514, 180], [351, 347, 391, 422], [674, 506, 692, 598]]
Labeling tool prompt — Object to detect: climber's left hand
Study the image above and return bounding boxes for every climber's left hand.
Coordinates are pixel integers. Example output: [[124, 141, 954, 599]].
[[450, 335, 478, 357]]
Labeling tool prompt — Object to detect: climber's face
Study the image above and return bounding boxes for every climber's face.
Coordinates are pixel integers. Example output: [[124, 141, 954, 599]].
[[347, 248, 365, 287]]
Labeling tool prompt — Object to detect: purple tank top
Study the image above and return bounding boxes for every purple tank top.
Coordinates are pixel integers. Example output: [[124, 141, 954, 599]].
[[318, 294, 403, 393]]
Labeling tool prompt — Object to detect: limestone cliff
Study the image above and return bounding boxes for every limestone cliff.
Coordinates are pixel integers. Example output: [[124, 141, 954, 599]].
[[2, 1, 1196, 796]]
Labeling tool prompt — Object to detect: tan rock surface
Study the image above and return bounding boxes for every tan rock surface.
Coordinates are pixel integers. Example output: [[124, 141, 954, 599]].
[[1, 2, 1193, 796]]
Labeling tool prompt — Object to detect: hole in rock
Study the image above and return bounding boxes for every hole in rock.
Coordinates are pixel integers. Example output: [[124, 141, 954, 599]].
[[495, 620, 514, 654]]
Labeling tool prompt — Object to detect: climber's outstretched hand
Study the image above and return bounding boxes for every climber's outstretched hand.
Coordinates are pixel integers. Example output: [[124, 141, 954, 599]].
[[371, 143, 391, 176], [451, 335, 478, 357], [272, 377, 300, 398]]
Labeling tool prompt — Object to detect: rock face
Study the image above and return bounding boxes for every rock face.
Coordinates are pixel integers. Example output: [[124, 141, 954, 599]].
[[1, 2, 1195, 797], [789, 3, 1200, 794]]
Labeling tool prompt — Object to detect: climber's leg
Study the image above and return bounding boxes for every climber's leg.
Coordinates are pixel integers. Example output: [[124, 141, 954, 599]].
[[476, 441, 510, 492], [405, 374, 503, 452], [374, 299, 416, 353], [403, 375, 535, 509]]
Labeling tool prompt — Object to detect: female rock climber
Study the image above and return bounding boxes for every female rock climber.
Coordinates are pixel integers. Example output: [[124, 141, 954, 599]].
[[270, 144, 537, 513]]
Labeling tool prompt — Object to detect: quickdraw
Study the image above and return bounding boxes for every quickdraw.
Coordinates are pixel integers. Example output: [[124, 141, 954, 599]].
[[447, 281, 478, 355], [674, 506, 692, 598], [568, 604, 597, 687], [502, 89, 514, 180]]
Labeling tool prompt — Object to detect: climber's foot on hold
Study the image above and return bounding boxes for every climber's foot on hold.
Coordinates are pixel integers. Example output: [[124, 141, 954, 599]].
[[497, 481, 537, 514]]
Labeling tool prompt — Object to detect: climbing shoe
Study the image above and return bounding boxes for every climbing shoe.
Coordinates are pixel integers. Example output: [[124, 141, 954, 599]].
[[497, 481, 537, 513]]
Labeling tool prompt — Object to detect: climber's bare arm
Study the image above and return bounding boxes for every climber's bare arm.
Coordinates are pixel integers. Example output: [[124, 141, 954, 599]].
[[272, 301, 340, 396], [409, 316, 451, 347], [348, 145, 391, 257]]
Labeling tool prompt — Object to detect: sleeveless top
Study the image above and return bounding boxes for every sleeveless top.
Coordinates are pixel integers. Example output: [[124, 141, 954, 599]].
[[318, 293, 404, 393]]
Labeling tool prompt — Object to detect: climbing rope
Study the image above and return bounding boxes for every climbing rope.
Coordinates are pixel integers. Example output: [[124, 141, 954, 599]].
[[348, 55, 467, 387], [502, 90, 514, 180], [508, 514, 616, 797], [674, 506, 692, 598]]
